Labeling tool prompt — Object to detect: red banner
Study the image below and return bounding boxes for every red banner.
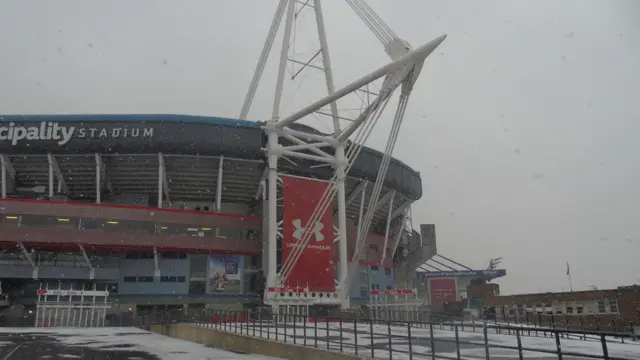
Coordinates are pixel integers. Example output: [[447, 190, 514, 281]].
[[429, 278, 457, 307], [282, 175, 335, 292]]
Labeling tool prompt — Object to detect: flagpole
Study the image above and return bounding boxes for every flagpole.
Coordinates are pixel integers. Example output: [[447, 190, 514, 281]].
[[566, 262, 573, 292]]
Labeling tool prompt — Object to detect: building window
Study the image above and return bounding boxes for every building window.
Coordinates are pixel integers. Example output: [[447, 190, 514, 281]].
[[566, 306, 574, 314], [370, 266, 379, 272], [162, 252, 187, 259], [386, 285, 392, 290], [384, 268, 392, 276], [597, 301, 606, 313], [609, 300, 619, 313], [576, 306, 584, 314], [123, 276, 136, 283], [160, 276, 185, 283], [137, 276, 154, 283], [556, 309, 563, 314]]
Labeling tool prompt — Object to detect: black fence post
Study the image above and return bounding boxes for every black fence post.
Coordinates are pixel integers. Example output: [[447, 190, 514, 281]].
[[600, 333, 610, 360], [483, 322, 490, 360], [339, 318, 343, 353], [387, 319, 393, 360], [407, 321, 413, 360], [292, 313, 297, 345], [314, 317, 318, 348], [429, 323, 436, 360], [370, 317, 375, 358], [353, 317, 358, 356], [554, 330, 563, 360], [455, 325, 461, 360], [303, 314, 307, 346], [516, 329, 523, 360], [326, 317, 330, 351], [283, 311, 287, 343]]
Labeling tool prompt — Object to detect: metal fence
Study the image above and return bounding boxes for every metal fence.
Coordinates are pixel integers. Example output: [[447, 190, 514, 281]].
[[151, 308, 638, 360], [1, 308, 638, 359]]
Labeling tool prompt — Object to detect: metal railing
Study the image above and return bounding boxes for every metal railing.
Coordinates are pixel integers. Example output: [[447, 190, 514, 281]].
[[152, 309, 639, 360], [2, 308, 637, 359]]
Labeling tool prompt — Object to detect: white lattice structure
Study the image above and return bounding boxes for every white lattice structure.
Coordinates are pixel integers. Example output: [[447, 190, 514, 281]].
[[35, 283, 110, 328], [239, 0, 447, 311], [369, 288, 423, 321]]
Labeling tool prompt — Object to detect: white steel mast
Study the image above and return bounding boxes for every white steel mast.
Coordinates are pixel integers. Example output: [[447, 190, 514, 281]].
[[239, 0, 446, 309]]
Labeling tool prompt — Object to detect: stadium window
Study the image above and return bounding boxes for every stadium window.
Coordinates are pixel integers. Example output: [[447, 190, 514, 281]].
[[137, 276, 154, 283], [597, 300, 606, 313], [162, 252, 186, 259], [609, 300, 619, 313], [123, 276, 136, 283]]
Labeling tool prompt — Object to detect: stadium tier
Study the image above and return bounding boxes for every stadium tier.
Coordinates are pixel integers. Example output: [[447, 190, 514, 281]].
[[0, 114, 431, 313]]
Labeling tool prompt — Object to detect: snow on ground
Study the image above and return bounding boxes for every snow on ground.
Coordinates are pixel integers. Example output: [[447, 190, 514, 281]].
[[199, 321, 640, 360], [0, 327, 284, 360]]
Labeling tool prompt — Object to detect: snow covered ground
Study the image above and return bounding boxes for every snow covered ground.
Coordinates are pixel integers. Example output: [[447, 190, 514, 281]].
[[0, 327, 284, 360], [199, 320, 640, 360]]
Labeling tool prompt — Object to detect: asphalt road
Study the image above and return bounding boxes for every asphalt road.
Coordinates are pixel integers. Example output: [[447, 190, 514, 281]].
[[0, 332, 159, 360]]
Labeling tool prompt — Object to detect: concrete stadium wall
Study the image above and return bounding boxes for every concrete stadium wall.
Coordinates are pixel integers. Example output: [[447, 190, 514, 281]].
[[149, 323, 368, 360]]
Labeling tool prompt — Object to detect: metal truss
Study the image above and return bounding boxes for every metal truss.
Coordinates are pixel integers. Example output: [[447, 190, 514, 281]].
[[239, 0, 446, 308]]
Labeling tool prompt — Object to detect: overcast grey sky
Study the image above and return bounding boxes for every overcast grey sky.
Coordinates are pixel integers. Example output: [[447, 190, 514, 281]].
[[0, 0, 638, 294]]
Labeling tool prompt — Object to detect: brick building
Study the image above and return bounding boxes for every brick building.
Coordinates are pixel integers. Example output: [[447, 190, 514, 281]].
[[483, 285, 640, 332]]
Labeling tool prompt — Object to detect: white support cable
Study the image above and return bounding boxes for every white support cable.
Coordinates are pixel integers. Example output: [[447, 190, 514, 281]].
[[239, 0, 289, 120], [342, 92, 412, 294], [390, 206, 411, 260], [344, 0, 396, 46], [380, 191, 395, 264]]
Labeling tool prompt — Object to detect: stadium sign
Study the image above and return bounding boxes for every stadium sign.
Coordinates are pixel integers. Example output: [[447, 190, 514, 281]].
[[420, 269, 507, 278], [0, 121, 154, 146]]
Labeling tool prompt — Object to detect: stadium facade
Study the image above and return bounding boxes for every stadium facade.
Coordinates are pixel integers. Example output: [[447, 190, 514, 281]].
[[0, 114, 437, 316]]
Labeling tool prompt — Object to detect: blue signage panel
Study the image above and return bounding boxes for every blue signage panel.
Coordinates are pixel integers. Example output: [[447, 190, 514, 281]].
[[419, 269, 507, 279]]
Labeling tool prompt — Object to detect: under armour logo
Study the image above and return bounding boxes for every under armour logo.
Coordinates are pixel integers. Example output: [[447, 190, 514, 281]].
[[292, 219, 324, 242]]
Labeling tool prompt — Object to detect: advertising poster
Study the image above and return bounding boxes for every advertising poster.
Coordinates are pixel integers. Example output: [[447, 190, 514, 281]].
[[282, 175, 335, 292], [206, 255, 244, 294], [429, 277, 457, 308]]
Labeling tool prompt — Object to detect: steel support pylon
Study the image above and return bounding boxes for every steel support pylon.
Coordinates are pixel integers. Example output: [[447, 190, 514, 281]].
[[239, 0, 447, 309]]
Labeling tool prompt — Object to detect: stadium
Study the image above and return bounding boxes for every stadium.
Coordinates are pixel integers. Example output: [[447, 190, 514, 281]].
[[0, 113, 442, 321]]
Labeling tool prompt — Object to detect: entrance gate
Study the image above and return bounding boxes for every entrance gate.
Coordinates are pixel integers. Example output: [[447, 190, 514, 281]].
[[370, 288, 423, 322], [35, 284, 110, 328]]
